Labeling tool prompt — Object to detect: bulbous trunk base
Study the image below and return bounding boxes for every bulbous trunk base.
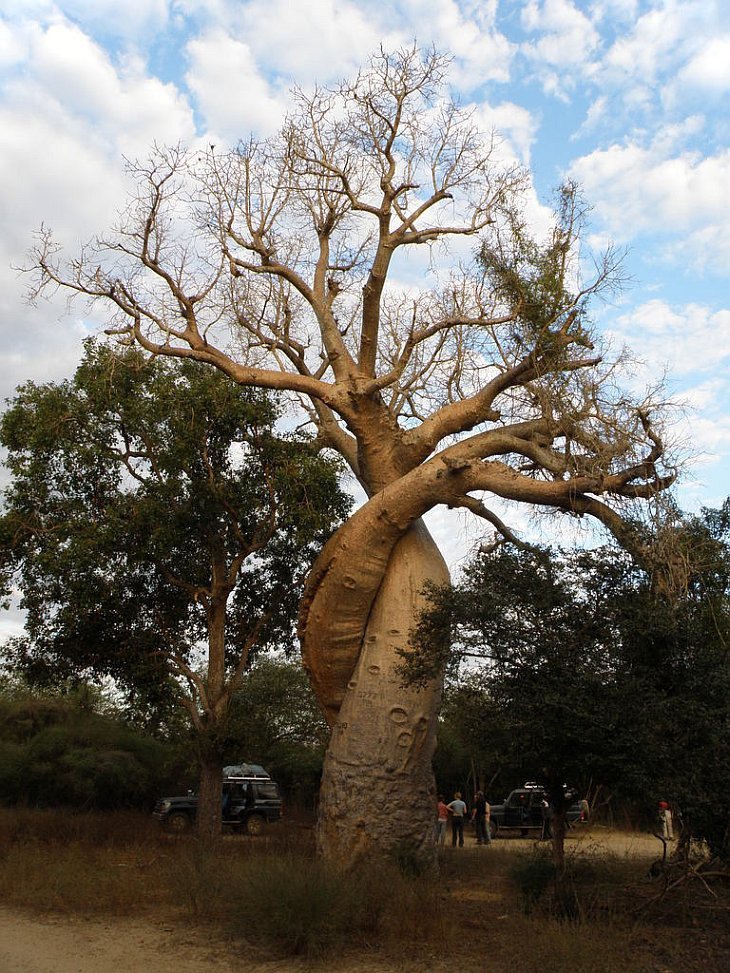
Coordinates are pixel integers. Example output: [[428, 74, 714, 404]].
[[315, 522, 449, 868]]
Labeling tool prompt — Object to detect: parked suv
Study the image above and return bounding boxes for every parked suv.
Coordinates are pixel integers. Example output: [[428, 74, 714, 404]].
[[153, 766, 283, 835], [489, 783, 582, 838]]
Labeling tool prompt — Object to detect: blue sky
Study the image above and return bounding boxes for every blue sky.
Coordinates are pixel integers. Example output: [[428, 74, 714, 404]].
[[0, 0, 729, 601]]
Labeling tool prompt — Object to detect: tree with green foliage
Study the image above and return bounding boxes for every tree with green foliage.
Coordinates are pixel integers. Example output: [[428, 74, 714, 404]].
[[0, 343, 350, 838], [408, 509, 730, 865], [26, 49, 674, 865], [0, 684, 184, 809], [226, 657, 329, 809]]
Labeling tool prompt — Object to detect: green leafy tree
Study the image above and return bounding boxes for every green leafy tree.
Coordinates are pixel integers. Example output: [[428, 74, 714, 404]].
[[408, 516, 730, 864], [0, 685, 184, 809], [616, 501, 730, 859], [0, 343, 350, 838], [225, 657, 329, 809]]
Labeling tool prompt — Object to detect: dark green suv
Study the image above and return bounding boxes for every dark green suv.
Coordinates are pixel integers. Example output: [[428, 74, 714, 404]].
[[489, 784, 582, 838], [153, 771, 283, 835]]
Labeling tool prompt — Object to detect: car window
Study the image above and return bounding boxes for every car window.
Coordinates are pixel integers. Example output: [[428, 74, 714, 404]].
[[256, 782, 280, 800], [508, 791, 528, 808]]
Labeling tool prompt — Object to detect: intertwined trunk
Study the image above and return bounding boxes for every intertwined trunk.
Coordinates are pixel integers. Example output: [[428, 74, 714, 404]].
[[302, 519, 449, 866]]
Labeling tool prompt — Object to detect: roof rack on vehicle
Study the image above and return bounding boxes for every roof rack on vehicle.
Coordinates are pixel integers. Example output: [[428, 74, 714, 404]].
[[222, 763, 271, 779]]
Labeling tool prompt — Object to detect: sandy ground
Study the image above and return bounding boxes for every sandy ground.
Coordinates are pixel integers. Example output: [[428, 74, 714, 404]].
[[0, 908, 420, 973], [0, 829, 663, 973]]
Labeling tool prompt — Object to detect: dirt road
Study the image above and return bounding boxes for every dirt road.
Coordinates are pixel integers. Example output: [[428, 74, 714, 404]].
[[0, 909, 243, 973], [0, 907, 416, 973]]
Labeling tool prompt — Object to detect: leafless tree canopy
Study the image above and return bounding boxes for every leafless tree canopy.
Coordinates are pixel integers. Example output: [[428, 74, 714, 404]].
[[31, 47, 673, 550]]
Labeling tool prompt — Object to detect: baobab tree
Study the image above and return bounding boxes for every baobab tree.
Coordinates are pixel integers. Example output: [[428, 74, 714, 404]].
[[29, 49, 673, 866]]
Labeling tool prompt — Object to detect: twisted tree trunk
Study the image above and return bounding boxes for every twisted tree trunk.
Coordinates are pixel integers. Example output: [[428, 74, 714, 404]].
[[302, 520, 449, 866]]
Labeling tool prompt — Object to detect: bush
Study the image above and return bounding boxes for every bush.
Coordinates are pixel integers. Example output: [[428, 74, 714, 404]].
[[0, 691, 185, 809]]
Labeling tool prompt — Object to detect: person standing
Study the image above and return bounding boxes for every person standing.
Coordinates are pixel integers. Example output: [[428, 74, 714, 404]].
[[435, 795, 450, 846], [447, 791, 467, 847], [658, 799, 674, 840], [540, 795, 553, 841], [472, 790, 491, 845]]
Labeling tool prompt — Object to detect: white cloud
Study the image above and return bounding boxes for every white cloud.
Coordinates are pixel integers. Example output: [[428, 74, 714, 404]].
[[396, 0, 513, 87], [603, 2, 688, 82], [0, 13, 195, 409], [520, 0, 601, 95], [607, 300, 730, 378], [568, 141, 730, 272], [55, 0, 170, 38], [590, 0, 640, 22], [28, 21, 194, 152], [598, 1, 728, 117], [237, 0, 385, 83], [0, 17, 26, 66], [675, 35, 730, 94], [475, 100, 538, 166], [185, 29, 286, 140], [603, 298, 730, 502]]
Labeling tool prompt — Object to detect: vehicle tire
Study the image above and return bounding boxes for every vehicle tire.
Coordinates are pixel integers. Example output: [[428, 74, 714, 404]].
[[489, 820, 498, 840], [245, 814, 266, 836], [166, 812, 192, 834]]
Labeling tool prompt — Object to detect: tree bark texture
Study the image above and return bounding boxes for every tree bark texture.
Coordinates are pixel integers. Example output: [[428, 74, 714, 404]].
[[308, 521, 449, 866], [196, 753, 224, 842]]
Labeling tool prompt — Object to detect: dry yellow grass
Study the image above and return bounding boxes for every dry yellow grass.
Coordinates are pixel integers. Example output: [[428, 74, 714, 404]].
[[0, 810, 726, 973]]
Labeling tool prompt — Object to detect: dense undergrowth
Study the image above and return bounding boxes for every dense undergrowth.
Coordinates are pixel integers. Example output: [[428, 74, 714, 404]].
[[0, 809, 727, 971]]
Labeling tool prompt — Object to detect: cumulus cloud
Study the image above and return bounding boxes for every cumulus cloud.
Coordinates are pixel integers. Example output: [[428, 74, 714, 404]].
[[674, 35, 730, 94], [395, 0, 513, 87], [607, 300, 730, 378], [55, 0, 170, 39], [603, 298, 730, 498], [475, 100, 538, 166], [602, 2, 689, 82], [236, 0, 385, 83], [0, 12, 196, 413], [185, 30, 286, 140], [568, 140, 730, 273], [597, 1, 728, 117], [3, 19, 195, 153], [520, 0, 601, 96]]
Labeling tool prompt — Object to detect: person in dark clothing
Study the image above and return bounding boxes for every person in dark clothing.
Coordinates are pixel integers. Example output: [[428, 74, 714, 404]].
[[447, 791, 467, 847], [472, 790, 491, 845]]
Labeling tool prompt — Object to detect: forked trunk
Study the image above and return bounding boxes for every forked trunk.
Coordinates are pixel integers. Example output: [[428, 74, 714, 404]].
[[314, 522, 449, 867]]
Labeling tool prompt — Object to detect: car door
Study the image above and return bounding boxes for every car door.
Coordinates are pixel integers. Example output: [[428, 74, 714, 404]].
[[505, 790, 529, 828]]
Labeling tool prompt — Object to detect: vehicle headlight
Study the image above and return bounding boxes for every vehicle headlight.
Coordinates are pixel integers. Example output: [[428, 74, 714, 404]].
[[159, 800, 172, 812]]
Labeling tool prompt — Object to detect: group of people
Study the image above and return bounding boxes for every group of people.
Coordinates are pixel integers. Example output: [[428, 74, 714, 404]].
[[436, 791, 492, 847]]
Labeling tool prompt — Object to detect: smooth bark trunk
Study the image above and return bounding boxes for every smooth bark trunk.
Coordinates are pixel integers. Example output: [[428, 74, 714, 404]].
[[314, 521, 449, 867]]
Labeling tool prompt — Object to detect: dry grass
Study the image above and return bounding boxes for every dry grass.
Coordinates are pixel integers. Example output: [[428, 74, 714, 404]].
[[0, 809, 727, 972]]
